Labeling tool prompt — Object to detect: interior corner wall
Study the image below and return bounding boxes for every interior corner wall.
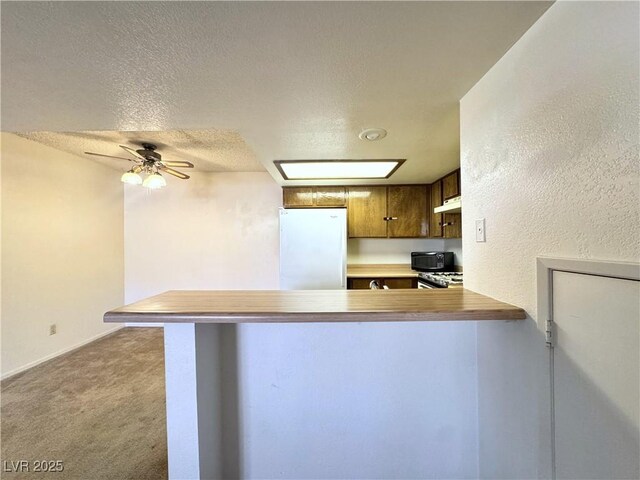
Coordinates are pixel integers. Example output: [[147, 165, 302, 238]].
[[460, 2, 639, 478], [1, 133, 125, 378]]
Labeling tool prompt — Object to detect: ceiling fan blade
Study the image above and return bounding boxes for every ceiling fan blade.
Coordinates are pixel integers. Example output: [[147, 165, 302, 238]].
[[120, 145, 146, 161], [85, 152, 138, 162], [160, 166, 190, 180], [161, 160, 194, 168]]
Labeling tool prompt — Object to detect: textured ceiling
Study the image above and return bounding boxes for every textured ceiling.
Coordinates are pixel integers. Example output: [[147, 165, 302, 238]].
[[15, 130, 264, 173], [1, 1, 552, 185]]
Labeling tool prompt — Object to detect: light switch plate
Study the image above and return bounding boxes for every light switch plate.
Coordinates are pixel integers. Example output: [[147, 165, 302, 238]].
[[475, 219, 486, 242]]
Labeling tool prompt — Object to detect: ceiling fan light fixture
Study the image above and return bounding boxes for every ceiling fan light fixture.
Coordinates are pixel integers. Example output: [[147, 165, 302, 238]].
[[142, 172, 167, 189], [84, 143, 194, 188], [121, 170, 143, 185]]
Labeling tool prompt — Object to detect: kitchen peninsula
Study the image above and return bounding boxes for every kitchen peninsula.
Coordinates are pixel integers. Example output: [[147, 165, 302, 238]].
[[105, 289, 524, 480], [105, 289, 522, 323]]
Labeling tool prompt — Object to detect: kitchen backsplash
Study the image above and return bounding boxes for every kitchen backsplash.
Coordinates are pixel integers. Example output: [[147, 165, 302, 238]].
[[347, 238, 462, 266], [444, 238, 463, 266]]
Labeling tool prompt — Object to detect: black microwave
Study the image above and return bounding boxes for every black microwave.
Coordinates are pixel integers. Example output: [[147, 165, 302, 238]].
[[411, 252, 454, 272]]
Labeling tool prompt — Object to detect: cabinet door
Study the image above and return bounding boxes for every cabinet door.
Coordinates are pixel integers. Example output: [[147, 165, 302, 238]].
[[283, 187, 314, 207], [347, 187, 387, 238], [443, 213, 462, 238], [430, 180, 443, 237], [442, 170, 460, 200], [348, 278, 380, 289], [383, 278, 417, 289], [316, 187, 346, 207], [387, 186, 428, 238]]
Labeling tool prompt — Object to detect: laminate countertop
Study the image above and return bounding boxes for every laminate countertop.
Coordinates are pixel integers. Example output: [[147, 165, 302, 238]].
[[347, 264, 419, 278], [104, 289, 526, 323]]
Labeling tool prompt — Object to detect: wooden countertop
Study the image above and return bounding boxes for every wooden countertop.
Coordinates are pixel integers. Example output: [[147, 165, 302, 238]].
[[104, 289, 525, 323], [347, 264, 419, 278]]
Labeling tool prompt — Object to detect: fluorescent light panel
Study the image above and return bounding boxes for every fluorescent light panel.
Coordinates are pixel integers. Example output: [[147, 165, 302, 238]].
[[275, 160, 405, 180]]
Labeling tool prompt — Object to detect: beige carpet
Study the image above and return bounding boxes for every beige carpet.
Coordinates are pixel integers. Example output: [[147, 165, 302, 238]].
[[1, 328, 167, 480]]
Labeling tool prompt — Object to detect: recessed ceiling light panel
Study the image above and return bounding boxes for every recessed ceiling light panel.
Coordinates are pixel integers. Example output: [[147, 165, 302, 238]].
[[274, 159, 405, 180], [359, 128, 387, 141]]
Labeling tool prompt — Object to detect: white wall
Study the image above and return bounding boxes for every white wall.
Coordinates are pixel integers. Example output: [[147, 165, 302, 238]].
[[126, 173, 479, 478], [444, 238, 463, 266], [239, 321, 478, 479], [1, 135, 3, 376], [125, 172, 281, 302], [1, 133, 124, 378], [348, 237, 463, 266], [460, 2, 639, 478]]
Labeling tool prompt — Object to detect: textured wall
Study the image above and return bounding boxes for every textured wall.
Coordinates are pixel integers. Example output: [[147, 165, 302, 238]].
[[1, 133, 124, 378], [124, 172, 281, 302], [460, 2, 639, 477], [462, 2, 639, 314]]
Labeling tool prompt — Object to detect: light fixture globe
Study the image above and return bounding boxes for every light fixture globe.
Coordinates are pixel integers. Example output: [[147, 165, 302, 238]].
[[142, 172, 167, 189], [121, 170, 142, 185]]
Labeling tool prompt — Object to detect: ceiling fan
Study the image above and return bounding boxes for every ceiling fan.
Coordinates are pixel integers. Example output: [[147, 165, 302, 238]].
[[84, 143, 194, 189]]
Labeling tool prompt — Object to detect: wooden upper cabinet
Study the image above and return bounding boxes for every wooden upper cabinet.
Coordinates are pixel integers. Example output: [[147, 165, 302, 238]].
[[387, 186, 428, 238], [315, 187, 346, 207], [443, 213, 462, 238], [283, 187, 314, 207], [442, 170, 460, 200], [347, 186, 387, 238], [283, 186, 346, 207], [430, 180, 443, 238], [283, 172, 460, 239]]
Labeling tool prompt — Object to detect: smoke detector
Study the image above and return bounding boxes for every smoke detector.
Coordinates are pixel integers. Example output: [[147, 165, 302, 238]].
[[359, 128, 387, 141]]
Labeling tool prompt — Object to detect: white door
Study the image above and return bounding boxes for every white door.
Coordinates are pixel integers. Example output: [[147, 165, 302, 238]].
[[553, 270, 639, 479], [279, 208, 347, 290]]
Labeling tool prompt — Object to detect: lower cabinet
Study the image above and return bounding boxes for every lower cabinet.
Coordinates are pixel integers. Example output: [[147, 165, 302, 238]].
[[347, 277, 417, 289]]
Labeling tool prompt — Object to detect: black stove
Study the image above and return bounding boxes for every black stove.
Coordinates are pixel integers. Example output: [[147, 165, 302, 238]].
[[417, 272, 463, 289]]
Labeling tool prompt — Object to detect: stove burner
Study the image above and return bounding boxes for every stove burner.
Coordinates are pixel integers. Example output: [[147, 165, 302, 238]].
[[418, 271, 463, 288]]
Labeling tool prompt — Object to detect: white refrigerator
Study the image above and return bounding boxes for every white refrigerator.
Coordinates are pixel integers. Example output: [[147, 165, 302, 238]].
[[279, 208, 347, 290]]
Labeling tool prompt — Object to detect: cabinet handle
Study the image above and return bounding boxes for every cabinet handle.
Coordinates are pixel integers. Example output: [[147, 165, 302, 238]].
[[442, 222, 453, 227], [389, 217, 398, 221]]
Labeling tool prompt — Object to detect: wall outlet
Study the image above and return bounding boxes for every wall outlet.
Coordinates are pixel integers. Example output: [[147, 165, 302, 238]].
[[49, 324, 57, 335], [475, 219, 486, 242]]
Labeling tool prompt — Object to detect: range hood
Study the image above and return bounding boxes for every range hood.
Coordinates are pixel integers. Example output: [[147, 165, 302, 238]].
[[434, 196, 461, 214]]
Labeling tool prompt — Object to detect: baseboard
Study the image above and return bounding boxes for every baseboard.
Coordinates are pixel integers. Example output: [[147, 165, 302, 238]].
[[1, 325, 125, 381]]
